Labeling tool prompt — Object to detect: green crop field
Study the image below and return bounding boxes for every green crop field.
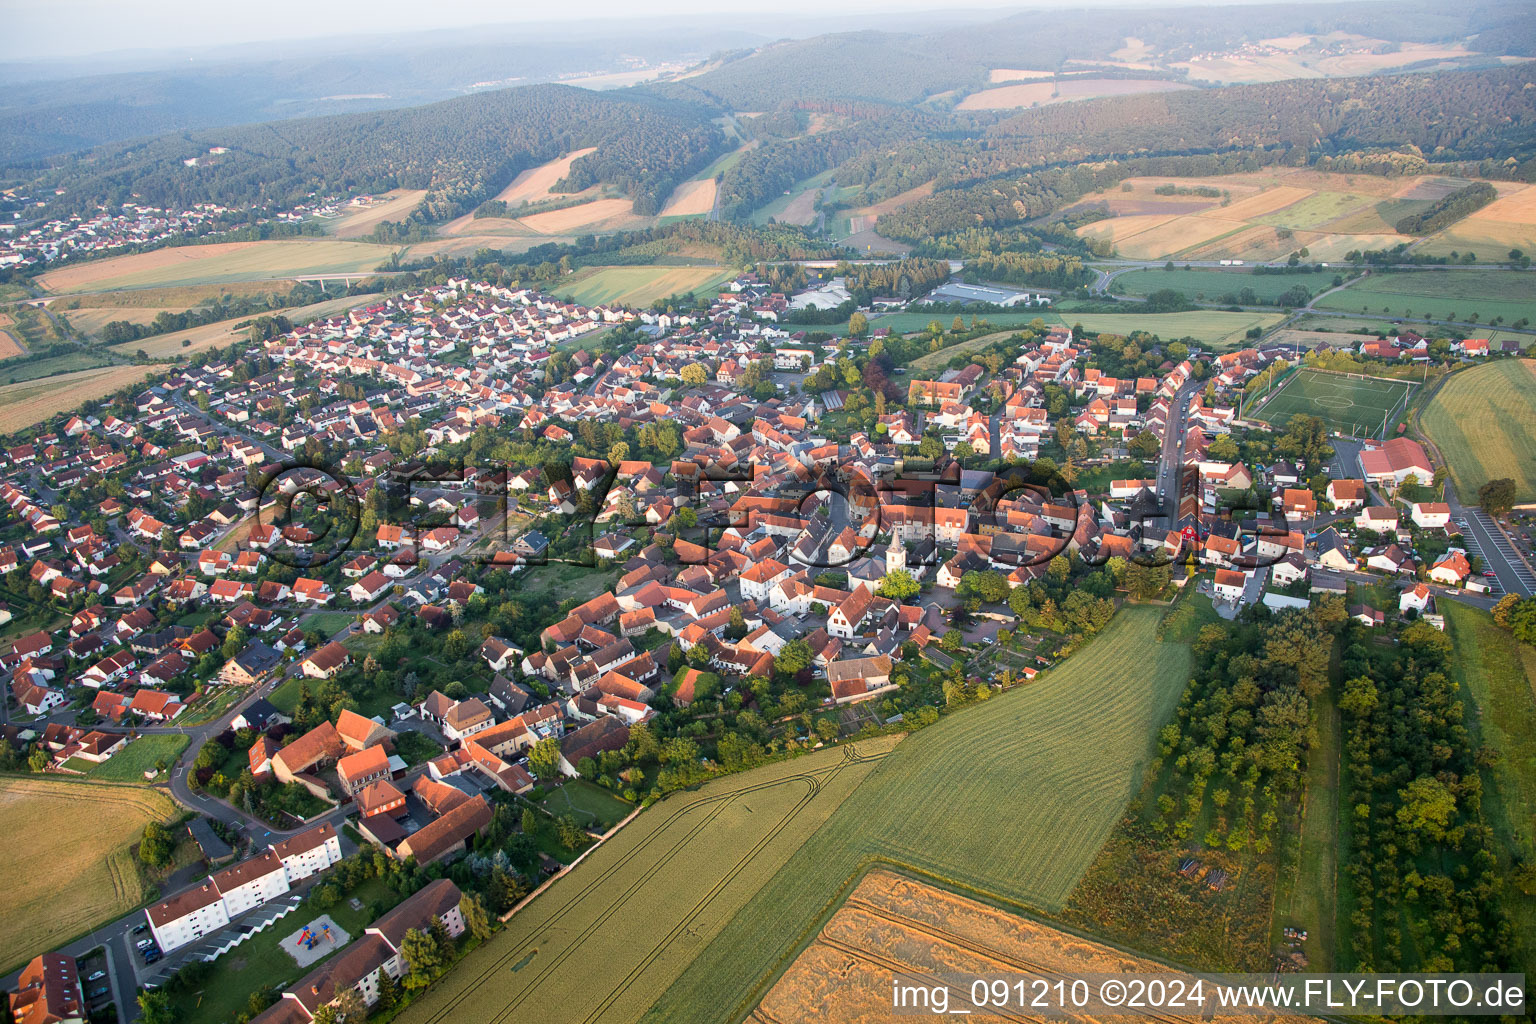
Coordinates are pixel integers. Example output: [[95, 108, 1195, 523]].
[[1253, 191, 1372, 230], [1314, 269, 1536, 326], [556, 266, 733, 308], [1110, 268, 1342, 303], [646, 604, 1192, 1024], [1248, 366, 1415, 438], [1421, 359, 1536, 503], [1066, 310, 1284, 349], [393, 737, 900, 1024], [36, 240, 396, 294]]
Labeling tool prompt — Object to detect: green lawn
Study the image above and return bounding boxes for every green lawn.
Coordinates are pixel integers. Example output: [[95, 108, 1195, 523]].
[[537, 780, 633, 829], [1314, 269, 1536, 326], [89, 734, 188, 782], [303, 611, 356, 636]]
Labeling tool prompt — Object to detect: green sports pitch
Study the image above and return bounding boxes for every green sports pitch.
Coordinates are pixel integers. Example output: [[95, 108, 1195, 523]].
[[1247, 367, 1416, 439]]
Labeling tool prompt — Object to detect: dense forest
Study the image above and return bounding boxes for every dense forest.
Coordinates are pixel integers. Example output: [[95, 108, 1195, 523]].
[[21, 85, 725, 223]]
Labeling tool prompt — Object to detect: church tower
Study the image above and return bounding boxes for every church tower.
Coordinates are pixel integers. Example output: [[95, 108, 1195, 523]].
[[886, 536, 906, 575]]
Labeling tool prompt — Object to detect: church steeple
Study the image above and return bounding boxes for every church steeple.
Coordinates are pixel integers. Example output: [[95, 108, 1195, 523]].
[[886, 536, 906, 574]]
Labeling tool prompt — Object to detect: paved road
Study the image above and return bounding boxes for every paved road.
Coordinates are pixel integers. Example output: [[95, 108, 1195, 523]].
[[1158, 377, 1202, 523], [1446, 486, 1536, 598]]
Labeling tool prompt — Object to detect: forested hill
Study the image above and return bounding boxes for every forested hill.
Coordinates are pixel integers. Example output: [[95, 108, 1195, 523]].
[[659, 0, 1535, 109], [22, 84, 724, 221], [872, 63, 1536, 240]]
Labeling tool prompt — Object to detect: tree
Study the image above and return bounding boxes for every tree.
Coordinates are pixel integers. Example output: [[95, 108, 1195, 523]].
[[775, 638, 813, 675], [876, 569, 920, 600], [1478, 478, 1517, 517], [460, 893, 493, 941], [138, 991, 177, 1024], [1208, 434, 1240, 462], [1396, 775, 1457, 841], [400, 927, 444, 990], [848, 311, 869, 337], [527, 736, 562, 780], [139, 820, 176, 868], [1128, 430, 1161, 460], [1122, 561, 1170, 600], [556, 815, 585, 851], [331, 989, 366, 1023], [680, 363, 708, 387]]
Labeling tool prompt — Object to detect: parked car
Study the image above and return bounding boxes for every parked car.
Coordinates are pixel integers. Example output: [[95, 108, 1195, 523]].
[[1484, 570, 1497, 577], [134, 938, 153, 950], [142, 951, 161, 964], [132, 923, 148, 934], [86, 971, 106, 982], [88, 987, 109, 999]]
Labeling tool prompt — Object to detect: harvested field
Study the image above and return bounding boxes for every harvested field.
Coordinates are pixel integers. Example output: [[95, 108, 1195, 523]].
[[751, 870, 1311, 1024], [61, 306, 181, 338], [1075, 213, 1177, 248], [647, 606, 1192, 1023], [325, 189, 427, 239], [1416, 184, 1536, 259], [0, 313, 24, 359], [36, 240, 395, 293], [846, 181, 934, 222], [1197, 185, 1312, 221], [519, 198, 651, 235], [1101, 216, 1245, 259], [0, 364, 169, 433], [1422, 359, 1536, 503], [403, 235, 575, 261], [658, 177, 716, 218], [987, 68, 1055, 82], [494, 148, 597, 205], [1267, 328, 1373, 350], [391, 737, 900, 1024], [557, 266, 732, 308], [0, 777, 176, 971], [957, 77, 1192, 109]]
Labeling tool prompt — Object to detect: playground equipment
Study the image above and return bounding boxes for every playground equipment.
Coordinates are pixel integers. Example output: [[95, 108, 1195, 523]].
[[294, 923, 335, 951]]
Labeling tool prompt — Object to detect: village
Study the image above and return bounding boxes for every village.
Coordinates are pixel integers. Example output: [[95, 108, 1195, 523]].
[[2, 263, 1529, 1024]]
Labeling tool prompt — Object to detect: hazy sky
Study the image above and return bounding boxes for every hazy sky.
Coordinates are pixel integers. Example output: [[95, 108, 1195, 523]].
[[0, 0, 1264, 62]]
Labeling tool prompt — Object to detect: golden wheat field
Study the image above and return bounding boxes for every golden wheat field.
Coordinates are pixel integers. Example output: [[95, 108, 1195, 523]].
[[0, 778, 177, 971], [750, 870, 1316, 1024]]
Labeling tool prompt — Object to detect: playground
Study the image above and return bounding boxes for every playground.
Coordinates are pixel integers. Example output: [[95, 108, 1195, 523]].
[[283, 915, 348, 967]]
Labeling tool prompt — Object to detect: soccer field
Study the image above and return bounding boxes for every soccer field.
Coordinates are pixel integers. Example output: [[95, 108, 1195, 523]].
[[1248, 367, 1414, 438]]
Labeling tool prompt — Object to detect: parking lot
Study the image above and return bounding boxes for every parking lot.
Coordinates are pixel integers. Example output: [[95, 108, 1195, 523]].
[[1460, 509, 1536, 596]]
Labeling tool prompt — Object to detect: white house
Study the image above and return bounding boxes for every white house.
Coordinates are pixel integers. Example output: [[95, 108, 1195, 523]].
[[1410, 502, 1451, 530]]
